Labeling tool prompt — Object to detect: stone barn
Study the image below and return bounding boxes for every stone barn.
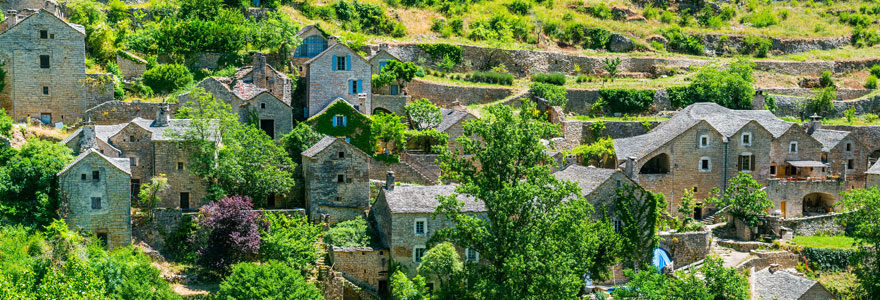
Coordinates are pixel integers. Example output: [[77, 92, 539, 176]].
[[302, 136, 371, 224]]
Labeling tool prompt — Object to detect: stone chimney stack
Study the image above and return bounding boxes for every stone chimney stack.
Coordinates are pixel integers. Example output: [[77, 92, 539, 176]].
[[451, 100, 466, 112], [385, 171, 395, 191], [379, 43, 389, 51], [79, 118, 98, 153], [752, 90, 765, 110], [155, 101, 170, 127], [768, 264, 780, 273], [252, 53, 267, 88], [624, 156, 636, 178], [5, 10, 18, 27], [808, 113, 822, 134], [328, 36, 338, 47]]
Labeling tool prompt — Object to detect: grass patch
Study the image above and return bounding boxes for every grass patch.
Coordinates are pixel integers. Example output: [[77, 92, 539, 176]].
[[792, 235, 857, 250]]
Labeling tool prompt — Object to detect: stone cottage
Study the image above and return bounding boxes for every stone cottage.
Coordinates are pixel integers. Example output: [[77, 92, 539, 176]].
[[0, 8, 113, 124], [751, 265, 834, 300], [371, 178, 487, 276], [302, 136, 370, 224], [62, 103, 215, 209], [303, 42, 371, 118], [553, 165, 639, 222], [57, 148, 132, 249], [436, 107, 477, 151], [178, 54, 293, 139], [614, 103, 860, 219], [292, 25, 330, 68]]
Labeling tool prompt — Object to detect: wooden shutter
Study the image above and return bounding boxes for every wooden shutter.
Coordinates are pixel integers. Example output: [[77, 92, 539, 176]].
[[750, 155, 756, 171], [357, 80, 363, 93], [737, 156, 743, 171], [346, 55, 351, 70], [343, 116, 348, 126], [332, 116, 337, 127], [332, 56, 337, 71]]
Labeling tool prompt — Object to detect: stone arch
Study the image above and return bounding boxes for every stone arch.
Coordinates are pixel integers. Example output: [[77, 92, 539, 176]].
[[869, 149, 880, 168], [372, 107, 392, 115], [640, 153, 670, 174], [802, 192, 836, 216]]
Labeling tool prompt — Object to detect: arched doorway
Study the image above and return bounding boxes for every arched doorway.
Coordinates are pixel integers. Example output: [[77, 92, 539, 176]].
[[372, 107, 392, 115], [802, 192, 836, 216], [640, 153, 670, 174]]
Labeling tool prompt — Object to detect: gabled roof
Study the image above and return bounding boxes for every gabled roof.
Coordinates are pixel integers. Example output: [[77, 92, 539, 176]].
[[308, 98, 364, 122], [0, 9, 85, 36], [753, 268, 831, 300], [383, 185, 485, 213], [867, 160, 880, 175], [614, 103, 795, 161], [437, 109, 474, 132], [64, 118, 216, 147], [368, 49, 399, 62], [296, 24, 329, 38], [303, 43, 369, 66], [58, 149, 130, 176], [811, 128, 851, 152], [301, 136, 368, 159], [553, 165, 623, 196]]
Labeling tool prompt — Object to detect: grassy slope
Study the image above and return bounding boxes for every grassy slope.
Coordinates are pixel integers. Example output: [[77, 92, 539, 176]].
[[792, 235, 857, 250]]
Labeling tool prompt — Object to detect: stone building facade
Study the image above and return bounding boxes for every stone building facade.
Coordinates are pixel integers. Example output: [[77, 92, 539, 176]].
[[328, 246, 389, 295], [553, 165, 638, 221], [57, 149, 132, 249], [116, 50, 146, 79], [302, 136, 370, 224], [304, 43, 371, 118], [62, 104, 214, 209], [0, 9, 113, 124], [614, 103, 864, 219]]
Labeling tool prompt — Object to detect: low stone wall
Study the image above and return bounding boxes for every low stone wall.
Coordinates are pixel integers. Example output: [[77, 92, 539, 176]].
[[562, 120, 659, 148], [717, 239, 773, 252], [371, 94, 409, 115], [736, 250, 799, 272], [564, 88, 671, 115], [703, 34, 849, 57], [754, 60, 834, 76], [659, 230, 712, 267], [782, 213, 846, 236], [131, 208, 183, 251], [774, 94, 880, 118], [83, 101, 179, 125], [407, 78, 515, 108], [834, 58, 880, 74]]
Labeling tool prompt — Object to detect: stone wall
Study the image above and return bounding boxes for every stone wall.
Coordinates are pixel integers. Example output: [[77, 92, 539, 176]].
[[406, 78, 515, 108], [764, 179, 846, 218], [131, 208, 183, 251], [564, 89, 672, 115], [563, 120, 659, 148], [116, 52, 146, 79], [658, 230, 712, 267], [761, 88, 871, 101], [328, 246, 388, 293], [58, 153, 132, 249], [371, 94, 409, 115], [702, 34, 849, 57], [303, 139, 371, 223], [781, 213, 847, 236], [736, 250, 799, 272], [84, 100, 172, 126], [368, 158, 436, 186]]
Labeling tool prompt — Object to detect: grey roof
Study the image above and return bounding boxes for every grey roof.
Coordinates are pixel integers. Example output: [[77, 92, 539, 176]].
[[368, 49, 398, 62], [63, 118, 214, 146], [58, 149, 130, 176], [867, 160, 880, 175], [787, 160, 828, 168], [1, 9, 85, 36], [302, 136, 340, 158], [614, 103, 795, 161], [753, 268, 826, 300], [303, 43, 369, 66], [295, 24, 326, 38], [437, 109, 474, 132], [811, 128, 850, 152], [384, 185, 485, 213], [553, 165, 619, 196]]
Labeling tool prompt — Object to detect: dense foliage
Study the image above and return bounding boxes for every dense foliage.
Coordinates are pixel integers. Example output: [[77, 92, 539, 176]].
[[530, 82, 569, 107], [569, 138, 616, 168], [613, 257, 749, 300], [405, 98, 442, 131], [531, 72, 566, 85], [597, 89, 655, 114], [259, 212, 322, 266], [840, 187, 880, 297], [193, 195, 263, 272], [325, 217, 374, 247], [302, 0, 406, 36], [281, 123, 327, 165], [216, 261, 323, 300], [373, 60, 423, 89], [0, 139, 73, 227], [660, 26, 705, 55], [406, 129, 449, 153], [372, 112, 408, 155], [668, 59, 755, 109], [802, 247, 855, 271], [142, 63, 193, 94], [307, 100, 373, 154], [706, 172, 772, 227], [614, 184, 664, 267]]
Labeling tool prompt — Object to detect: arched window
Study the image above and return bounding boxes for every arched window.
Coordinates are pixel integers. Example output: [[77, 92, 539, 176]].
[[640, 153, 670, 174], [294, 35, 328, 57]]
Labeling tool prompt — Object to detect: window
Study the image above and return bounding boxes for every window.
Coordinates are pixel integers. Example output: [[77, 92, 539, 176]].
[[465, 248, 479, 262], [91, 197, 102, 209], [379, 60, 387, 70], [846, 142, 852, 152], [848, 159, 854, 170], [129, 156, 138, 166], [337, 174, 344, 183], [738, 153, 754, 171], [177, 162, 184, 171], [789, 142, 798, 153], [742, 132, 751, 146], [699, 157, 711, 172], [179, 192, 190, 209], [335, 56, 347, 70], [42, 86, 48, 95], [770, 164, 777, 176], [693, 186, 698, 193], [699, 135, 709, 147], [613, 219, 623, 233], [413, 246, 426, 262], [40, 30, 47, 39], [39, 55, 49, 69], [294, 35, 328, 57], [338, 151, 345, 158], [81, 174, 87, 181], [414, 218, 426, 235], [616, 180, 621, 187], [129, 135, 135, 142], [260, 103, 266, 109], [92, 170, 100, 181], [332, 115, 346, 127], [390, 85, 399, 95], [349, 80, 363, 94]]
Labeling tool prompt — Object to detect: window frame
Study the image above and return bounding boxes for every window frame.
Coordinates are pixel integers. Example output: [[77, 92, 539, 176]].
[[336, 56, 346, 71], [848, 159, 855, 170], [39, 55, 50, 69], [91, 197, 102, 210], [699, 157, 711, 172], [414, 218, 427, 235], [789, 141, 798, 153], [741, 132, 752, 146], [846, 142, 853, 152], [92, 170, 100, 181], [413, 245, 426, 263], [465, 248, 479, 263], [699, 135, 709, 148]]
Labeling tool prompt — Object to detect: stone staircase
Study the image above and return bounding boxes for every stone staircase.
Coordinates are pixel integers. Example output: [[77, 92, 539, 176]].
[[699, 206, 730, 225]]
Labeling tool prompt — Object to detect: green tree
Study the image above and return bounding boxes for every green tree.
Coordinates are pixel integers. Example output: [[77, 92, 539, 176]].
[[405, 98, 442, 131], [706, 172, 772, 228], [259, 212, 322, 266], [0, 108, 12, 137], [529, 82, 569, 108], [614, 184, 663, 269], [216, 261, 323, 300], [325, 217, 373, 247], [371, 112, 407, 155], [0, 139, 73, 226], [603, 57, 621, 80], [434, 101, 620, 299], [280, 123, 326, 164], [143, 64, 193, 94], [248, 12, 302, 65], [613, 257, 747, 300], [808, 87, 836, 117], [390, 270, 430, 300], [0, 62, 6, 95], [701, 256, 749, 300], [417, 242, 463, 289], [669, 59, 755, 109], [373, 60, 423, 89], [840, 187, 880, 297], [138, 174, 168, 219]]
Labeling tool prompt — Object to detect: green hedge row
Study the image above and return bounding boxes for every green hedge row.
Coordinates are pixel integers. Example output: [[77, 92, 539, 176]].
[[802, 247, 855, 271], [598, 89, 655, 114]]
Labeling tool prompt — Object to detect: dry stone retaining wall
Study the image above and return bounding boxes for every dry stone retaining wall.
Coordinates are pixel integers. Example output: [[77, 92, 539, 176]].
[[83, 101, 179, 125], [781, 213, 847, 236], [774, 93, 880, 117], [407, 78, 515, 108], [658, 230, 712, 267]]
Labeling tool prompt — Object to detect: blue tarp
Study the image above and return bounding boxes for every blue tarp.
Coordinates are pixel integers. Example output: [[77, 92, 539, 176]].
[[652, 248, 671, 272]]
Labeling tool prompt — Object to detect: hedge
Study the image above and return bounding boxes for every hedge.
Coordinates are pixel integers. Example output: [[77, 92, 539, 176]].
[[469, 71, 514, 85], [598, 89, 655, 114], [532, 72, 566, 85], [802, 247, 855, 271], [419, 43, 463, 65]]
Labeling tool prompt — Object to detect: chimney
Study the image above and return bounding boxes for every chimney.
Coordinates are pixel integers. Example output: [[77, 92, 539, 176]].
[[328, 36, 338, 47], [842, 162, 847, 182], [624, 156, 636, 178], [5, 10, 18, 27], [768, 264, 780, 273], [252, 53, 267, 88], [357, 93, 367, 113], [79, 118, 98, 153], [379, 43, 389, 51], [808, 113, 822, 134], [154, 101, 170, 127], [385, 171, 395, 191], [752, 90, 765, 110]]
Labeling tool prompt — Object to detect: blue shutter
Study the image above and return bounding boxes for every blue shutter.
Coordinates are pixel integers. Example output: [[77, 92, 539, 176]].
[[343, 116, 348, 127], [348, 80, 354, 94], [332, 56, 337, 71], [357, 80, 363, 93], [332, 116, 337, 127], [380, 61, 387, 70], [346, 55, 351, 71]]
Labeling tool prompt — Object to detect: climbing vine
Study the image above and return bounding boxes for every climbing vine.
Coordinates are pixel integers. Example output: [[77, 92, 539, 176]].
[[307, 100, 373, 154]]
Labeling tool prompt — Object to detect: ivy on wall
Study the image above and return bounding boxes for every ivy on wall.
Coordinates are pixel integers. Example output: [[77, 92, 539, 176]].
[[307, 100, 373, 154]]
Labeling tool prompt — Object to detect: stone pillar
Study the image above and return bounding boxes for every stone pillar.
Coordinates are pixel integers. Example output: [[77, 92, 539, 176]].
[[385, 171, 395, 191], [328, 36, 339, 47], [624, 156, 636, 179], [154, 102, 170, 127], [79, 119, 97, 153], [5, 11, 18, 27]]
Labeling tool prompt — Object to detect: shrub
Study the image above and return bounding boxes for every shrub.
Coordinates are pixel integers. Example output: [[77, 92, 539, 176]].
[[406, 129, 449, 153], [217, 261, 323, 300], [820, 70, 835, 88], [743, 9, 778, 28], [597, 89, 655, 114], [803, 247, 855, 271], [589, 3, 612, 19], [659, 10, 676, 23], [163, 215, 198, 263], [660, 26, 704, 55], [531, 72, 567, 85], [851, 26, 880, 47], [743, 35, 772, 58], [142, 64, 192, 94], [764, 94, 778, 114], [808, 87, 836, 116], [530, 82, 568, 107], [570, 138, 616, 168], [193, 195, 263, 273], [325, 217, 375, 247], [470, 71, 514, 85], [506, 0, 532, 15], [867, 75, 878, 89], [419, 43, 463, 65], [668, 59, 755, 109], [871, 65, 880, 78], [405, 98, 442, 130], [642, 5, 658, 20], [259, 212, 322, 266]]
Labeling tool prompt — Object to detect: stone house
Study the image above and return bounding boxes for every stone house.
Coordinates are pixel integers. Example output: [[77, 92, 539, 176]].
[[0, 0, 60, 16], [751, 265, 834, 300], [62, 104, 215, 209], [371, 178, 487, 276], [436, 107, 477, 151], [369, 47, 404, 96], [307, 98, 374, 154], [553, 165, 638, 223], [0, 8, 114, 124], [179, 54, 293, 139], [302, 136, 370, 224], [867, 160, 880, 188], [303, 42, 371, 118], [614, 103, 861, 219], [369, 47, 412, 116], [292, 25, 330, 68], [57, 148, 132, 249], [328, 246, 389, 296]]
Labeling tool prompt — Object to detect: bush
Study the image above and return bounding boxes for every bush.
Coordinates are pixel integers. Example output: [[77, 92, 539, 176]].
[[820, 70, 835, 88], [589, 3, 612, 20], [642, 5, 658, 20], [142, 64, 192, 94], [743, 35, 772, 58], [406, 129, 449, 153], [193, 195, 263, 273], [660, 26, 704, 55], [530, 82, 568, 107], [259, 212, 322, 266], [764, 94, 778, 114], [867, 75, 878, 89], [570, 138, 616, 168], [743, 9, 778, 28], [803, 247, 855, 271], [217, 261, 323, 300], [325, 217, 375, 247], [532, 72, 566, 85], [505, 0, 532, 15], [419, 43, 463, 65], [808, 87, 836, 116], [668, 59, 755, 109], [163, 215, 198, 263], [851, 26, 880, 47], [470, 71, 514, 85], [597, 89, 655, 114], [660, 10, 676, 23]]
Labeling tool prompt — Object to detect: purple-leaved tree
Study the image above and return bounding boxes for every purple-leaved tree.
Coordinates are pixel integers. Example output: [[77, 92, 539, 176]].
[[194, 195, 263, 272]]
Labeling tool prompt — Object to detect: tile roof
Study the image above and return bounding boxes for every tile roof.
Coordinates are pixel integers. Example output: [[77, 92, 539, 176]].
[[811, 128, 850, 152], [753, 268, 825, 300], [553, 165, 619, 196], [64, 118, 214, 146], [58, 149, 130, 176], [614, 103, 795, 161], [437, 109, 474, 133], [384, 185, 485, 213]]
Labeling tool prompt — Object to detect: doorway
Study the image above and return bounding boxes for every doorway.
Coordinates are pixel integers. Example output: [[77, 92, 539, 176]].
[[180, 192, 190, 209], [40, 113, 51, 124], [781, 201, 787, 218], [260, 119, 275, 139]]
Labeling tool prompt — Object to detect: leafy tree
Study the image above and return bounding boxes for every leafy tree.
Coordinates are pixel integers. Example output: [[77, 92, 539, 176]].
[[613, 257, 747, 300], [0, 62, 6, 95], [434, 101, 620, 298], [192, 195, 263, 272], [530, 82, 569, 108], [373, 60, 423, 89], [247, 12, 302, 65], [614, 184, 663, 268], [820, 70, 835, 89], [281, 123, 326, 164], [143, 64, 193, 94], [0, 139, 73, 227], [706, 172, 771, 228], [325, 217, 374, 247], [701, 256, 749, 300], [390, 270, 430, 300], [569, 138, 616, 168], [138, 174, 168, 218], [668, 59, 755, 109], [840, 187, 880, 297], [405, 98, 442, 131], [603, 57, 621, 80], [259, 212, 322, 266], [417, 242, 463, 289], [808, 87, 836, 117], [0, 108, 12, 137], [216, 261, 323, 300], [372, 112, 407, 155]]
